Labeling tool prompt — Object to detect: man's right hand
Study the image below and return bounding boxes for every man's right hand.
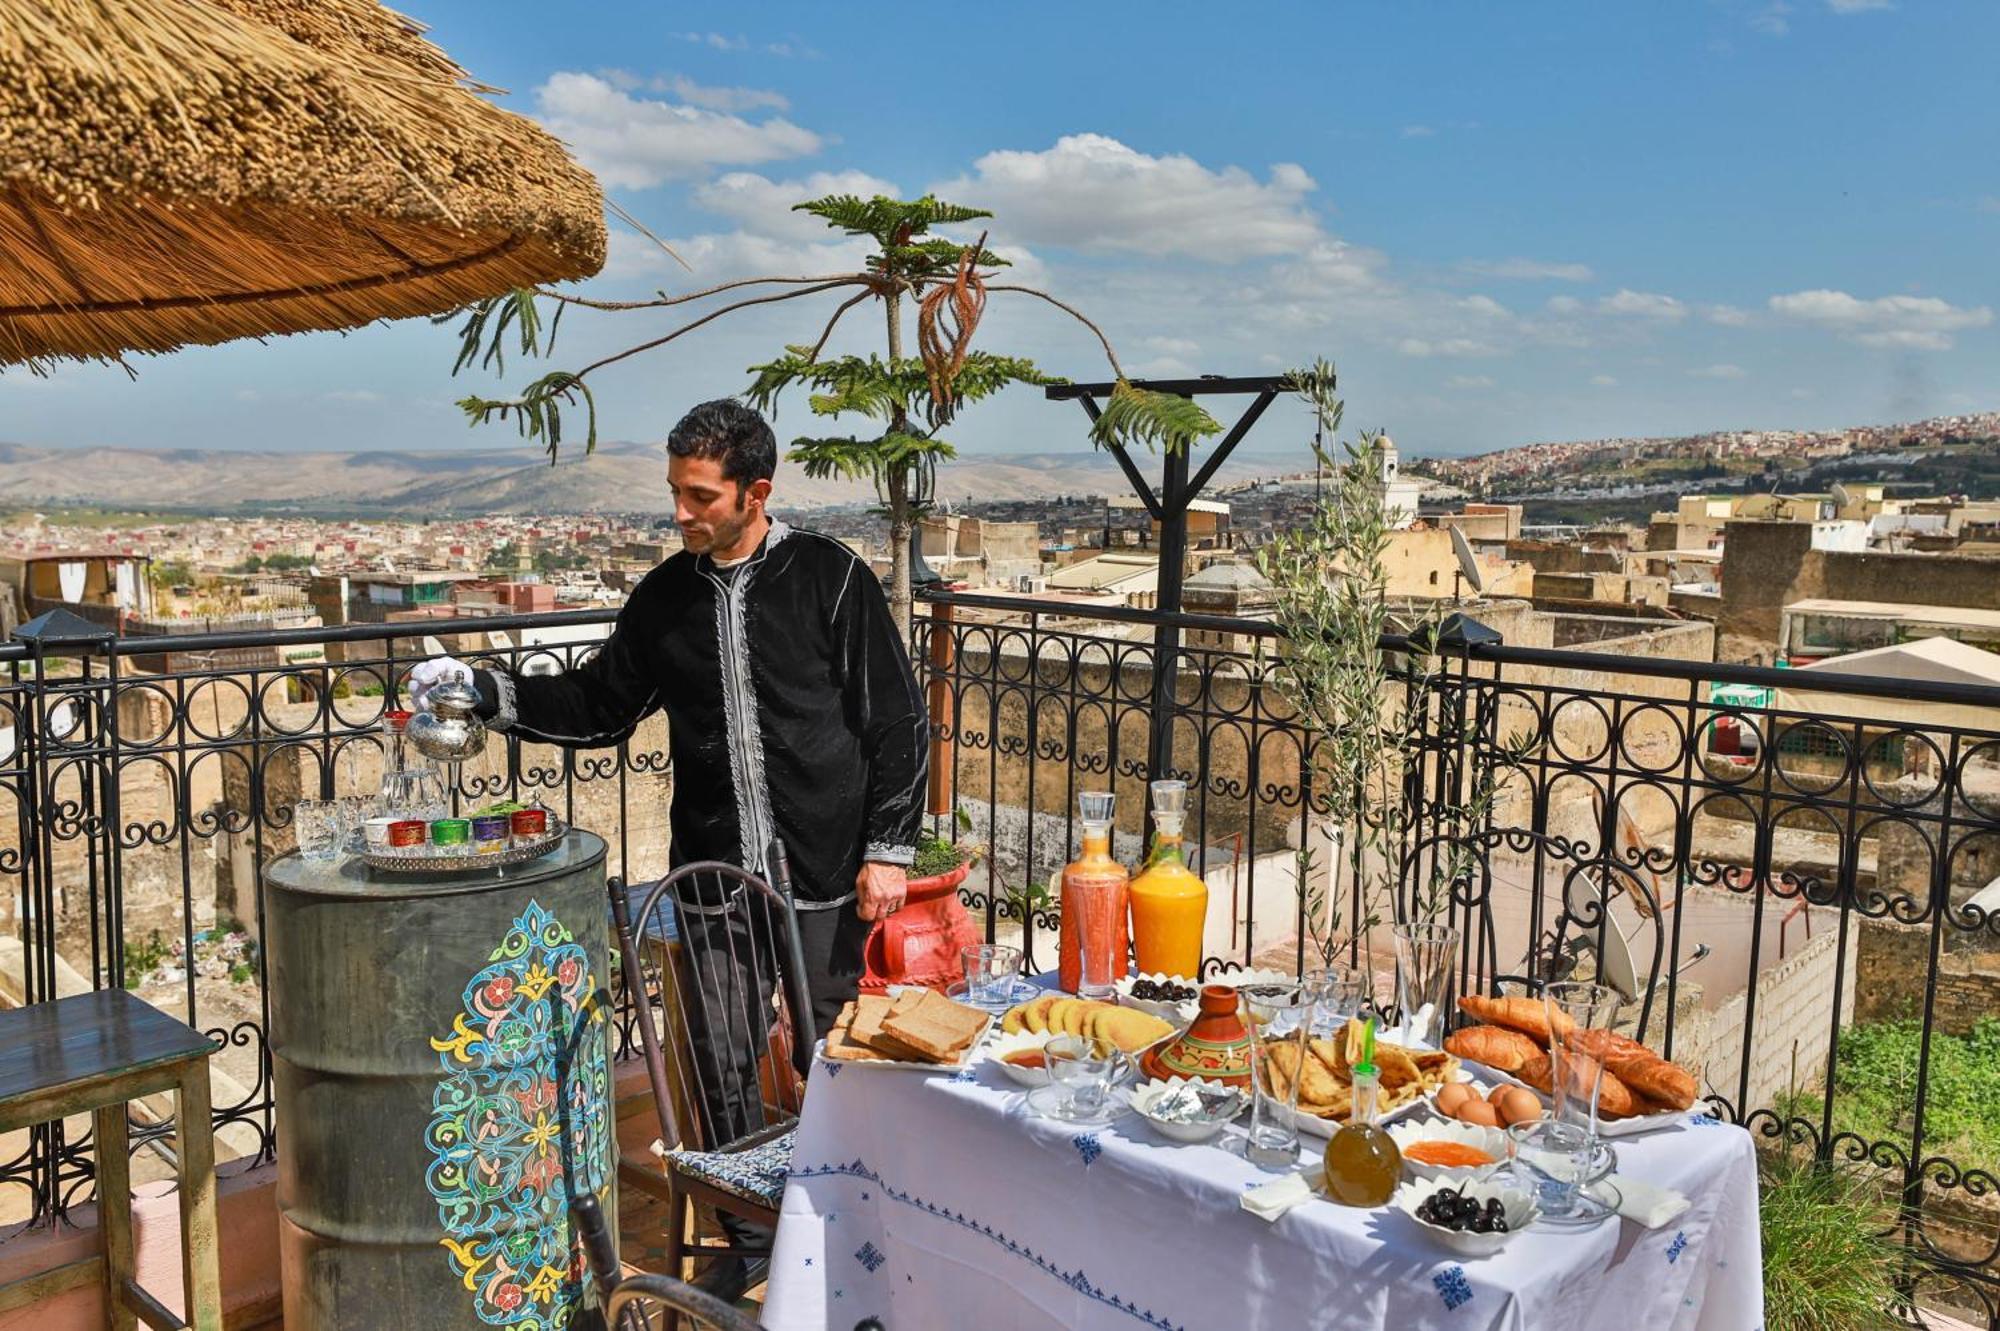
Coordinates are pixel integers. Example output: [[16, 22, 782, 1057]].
[[407, 657, 472, 712]]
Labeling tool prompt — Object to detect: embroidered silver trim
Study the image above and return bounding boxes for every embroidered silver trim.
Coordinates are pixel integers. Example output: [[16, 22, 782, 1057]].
[[488, 670, 519, 732], [793, 891, 858, 912], [704, 521, 790, 877], [862, 842, 916, 866]]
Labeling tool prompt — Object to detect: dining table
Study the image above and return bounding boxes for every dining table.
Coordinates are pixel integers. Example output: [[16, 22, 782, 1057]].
[[761, 1029, 1763, 1331]]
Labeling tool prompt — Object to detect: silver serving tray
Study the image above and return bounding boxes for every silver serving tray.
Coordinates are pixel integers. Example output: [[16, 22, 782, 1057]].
[[362, 820, 567, 873]]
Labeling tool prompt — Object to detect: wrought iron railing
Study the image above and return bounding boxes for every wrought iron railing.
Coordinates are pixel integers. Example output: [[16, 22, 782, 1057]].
[[1, 591, 1996, 1327]]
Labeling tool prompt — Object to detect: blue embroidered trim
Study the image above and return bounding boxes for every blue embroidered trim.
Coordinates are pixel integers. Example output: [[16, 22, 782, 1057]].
[[1666, 1230, 1688, 1264], [790, 1158, 1185, 1330], [1073, 1133, 1102, 1167]]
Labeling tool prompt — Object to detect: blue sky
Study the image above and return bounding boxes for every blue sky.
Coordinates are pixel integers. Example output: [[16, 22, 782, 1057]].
[[4, 0, 1995, 463]]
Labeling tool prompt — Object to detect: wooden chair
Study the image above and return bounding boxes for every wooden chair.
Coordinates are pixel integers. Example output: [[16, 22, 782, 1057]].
[[0, 990, 223, 1331], [609, 851, 815, 1288]]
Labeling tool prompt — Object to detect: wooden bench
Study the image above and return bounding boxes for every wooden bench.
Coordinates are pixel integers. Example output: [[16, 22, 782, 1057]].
[[0, 990, 222, 1330]]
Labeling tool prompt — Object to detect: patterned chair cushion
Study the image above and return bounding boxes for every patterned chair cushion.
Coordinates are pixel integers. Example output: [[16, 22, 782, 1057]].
[[665, 1129, 794, 1208]]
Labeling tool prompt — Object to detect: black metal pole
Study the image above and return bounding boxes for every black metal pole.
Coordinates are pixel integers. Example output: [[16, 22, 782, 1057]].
[[1148, 442, 1191, 791]]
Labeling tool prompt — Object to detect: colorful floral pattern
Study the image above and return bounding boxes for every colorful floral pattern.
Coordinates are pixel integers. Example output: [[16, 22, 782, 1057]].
[[425, 900, 610, 1328]]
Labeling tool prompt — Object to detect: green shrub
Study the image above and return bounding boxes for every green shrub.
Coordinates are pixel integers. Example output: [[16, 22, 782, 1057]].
[[1760, 1154, 1900, 1331], [911, 835, 968, 880], [1815, 1019, 2000, 1179]]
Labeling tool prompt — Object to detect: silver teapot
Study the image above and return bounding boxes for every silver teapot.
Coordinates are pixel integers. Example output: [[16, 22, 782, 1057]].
[[407, 678, 488, 763]]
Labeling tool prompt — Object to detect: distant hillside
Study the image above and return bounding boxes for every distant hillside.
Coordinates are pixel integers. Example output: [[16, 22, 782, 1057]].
[[0, 440, 1300, 517]]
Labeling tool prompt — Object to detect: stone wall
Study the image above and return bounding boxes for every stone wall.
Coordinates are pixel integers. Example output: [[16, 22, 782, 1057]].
[[1854, 915, 2000, 1034]]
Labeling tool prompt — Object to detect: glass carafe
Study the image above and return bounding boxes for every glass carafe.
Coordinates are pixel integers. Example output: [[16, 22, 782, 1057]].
[[1059, 792, 1130, 997], [1323, 1022, 1403, 1207], [1128, 779, 1208, 979]]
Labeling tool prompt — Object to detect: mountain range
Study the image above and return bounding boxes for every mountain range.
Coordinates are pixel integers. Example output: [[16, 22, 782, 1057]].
[[0, 440, 1300, 517]]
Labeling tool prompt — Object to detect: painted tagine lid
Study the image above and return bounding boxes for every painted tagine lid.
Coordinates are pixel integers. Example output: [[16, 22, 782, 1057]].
[[1140, 982, 1251, 1086]]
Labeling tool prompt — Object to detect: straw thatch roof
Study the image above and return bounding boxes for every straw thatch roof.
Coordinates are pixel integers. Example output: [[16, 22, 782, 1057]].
[[0, 0, 606, 367]]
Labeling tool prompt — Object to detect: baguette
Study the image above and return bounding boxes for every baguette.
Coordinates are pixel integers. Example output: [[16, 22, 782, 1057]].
[[1457, 994, 1574, 1046], [1567, 1028, 1698, 1110], [1511, 1050, 1639, 1118], [1444, 1024, 1541, 1073]]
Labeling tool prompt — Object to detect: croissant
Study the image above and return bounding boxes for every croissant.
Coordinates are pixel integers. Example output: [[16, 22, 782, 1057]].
[[1566, 1028, 1698, 1110], [1457, 994, 1574, 1046], [1444, 1024, 1542, 1073], [1514, 1050, 1640, 1118]]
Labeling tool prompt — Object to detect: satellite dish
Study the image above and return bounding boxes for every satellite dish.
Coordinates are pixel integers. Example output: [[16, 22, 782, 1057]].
[[1831, 482, 1852, 508], [1449, 525, 1485, 597]]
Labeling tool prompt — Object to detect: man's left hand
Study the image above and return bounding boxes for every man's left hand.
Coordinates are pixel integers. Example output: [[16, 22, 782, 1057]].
[[855, 861, 908, 921]]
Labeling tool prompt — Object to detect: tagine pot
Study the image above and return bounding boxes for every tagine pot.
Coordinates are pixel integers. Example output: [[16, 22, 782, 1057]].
[[860, 863, 981, 992], [1140, 983, 1252, 1086]]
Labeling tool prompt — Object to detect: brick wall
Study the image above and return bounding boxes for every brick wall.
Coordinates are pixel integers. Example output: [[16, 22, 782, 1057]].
[[1854, 915, 2000, 1034], [1695, 924, 1857, 1114]]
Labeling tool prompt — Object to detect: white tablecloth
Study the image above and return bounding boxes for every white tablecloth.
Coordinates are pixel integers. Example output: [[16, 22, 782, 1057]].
[[764, 1052, 1763, 1331]]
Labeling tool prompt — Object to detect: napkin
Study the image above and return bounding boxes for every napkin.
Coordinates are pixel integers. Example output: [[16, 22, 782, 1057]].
[[1597, 1173, 1690, 1229], [1240, 1172, 1315, 1223]]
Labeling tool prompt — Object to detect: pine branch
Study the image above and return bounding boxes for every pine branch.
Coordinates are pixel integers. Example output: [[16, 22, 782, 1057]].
[[456, 371, 596, 460]]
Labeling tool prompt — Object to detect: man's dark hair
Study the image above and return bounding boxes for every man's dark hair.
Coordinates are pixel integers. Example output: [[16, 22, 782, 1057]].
[[666, 399, 777, 488]]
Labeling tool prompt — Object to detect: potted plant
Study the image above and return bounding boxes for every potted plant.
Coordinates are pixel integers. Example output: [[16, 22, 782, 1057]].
[[859, 819, 985, 992]]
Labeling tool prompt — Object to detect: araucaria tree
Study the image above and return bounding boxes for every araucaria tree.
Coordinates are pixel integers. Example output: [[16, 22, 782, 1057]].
[[444, 193, 1219, 633]]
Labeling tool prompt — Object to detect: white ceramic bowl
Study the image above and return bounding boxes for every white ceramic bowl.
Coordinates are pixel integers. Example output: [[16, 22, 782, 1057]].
[[1386, 1118, 1511, 1183], [981, 1029, 1054, 1088], [1394, 1177, 1540, 1258], [1112, 971, 1203, 1023], [1129, 1076, 1248, 1144]]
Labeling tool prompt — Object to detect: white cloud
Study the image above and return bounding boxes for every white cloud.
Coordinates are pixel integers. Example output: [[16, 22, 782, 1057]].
[[603, 225, 873, 283], [1143, 336, 1201, 357], [1401, 125, 1437, 139], [1599, 289, 1689, 321], [693, 170, 903, 241], [1768, 288, 1993, 350], [931, 134, 1322, 261], [1462, 258, 1594, 282], [1688, 363, 1748, 379], [1751, 1, 1792, 35], [645, 74, 789, 113], [1458, 294, 1510, 318], [1826, 0, 1891, 11], [533, 72, 821, 189], [1397, 337, 1498, 358], [1448, 375, 1496, 389], [1979, 196, 2000, 214], [321, 389, 383, 404], [1546, 295, 1585, 315], [1589, 374, 1618, 387], [234, 389, 260, 402], [1704, 304, 1753, 326]]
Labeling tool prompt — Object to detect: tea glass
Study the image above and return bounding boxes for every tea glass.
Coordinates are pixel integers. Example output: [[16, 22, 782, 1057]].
[[1544, 980, 1623, 1133], [1306, 962, 1366, 1038], [962, 943, 1023, 1006], [1508, 1117, 1612, 1220], [1239, 981, 1314, 1168], [294, 799, 343, 862], [1043, 1034, 1122, 1119]]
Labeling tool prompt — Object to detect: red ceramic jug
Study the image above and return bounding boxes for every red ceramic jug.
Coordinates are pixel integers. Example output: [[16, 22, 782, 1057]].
[[859, 863, 982, 991]]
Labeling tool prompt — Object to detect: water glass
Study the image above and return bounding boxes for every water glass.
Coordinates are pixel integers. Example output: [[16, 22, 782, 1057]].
[[1392, 922, 1459, 1046], [294, 799, 343, 862], [1070, 877, 1126, 1000], [338, 794, 385, 851], [1240, 981, 1313, 1168], [1544, 980, 1623, 1132], [1044, 1034, 1120, 1118], [1508, 1118, 1598, 1218], [1306, 962, 1366, 1037], [962, 943, 1022, 1006]]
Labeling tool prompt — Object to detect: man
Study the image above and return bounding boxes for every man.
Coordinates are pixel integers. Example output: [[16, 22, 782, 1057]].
[[409, 398, 927, 1297]]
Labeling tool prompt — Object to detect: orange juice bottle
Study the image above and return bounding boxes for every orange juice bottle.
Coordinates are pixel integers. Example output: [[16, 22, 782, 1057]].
[[1128, 779, 1208, 980], [1058, 792, 1129, 997]]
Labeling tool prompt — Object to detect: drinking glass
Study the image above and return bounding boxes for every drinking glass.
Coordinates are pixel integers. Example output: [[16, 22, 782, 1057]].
[[1239, 981, 1313, 1168], [1508, 1118, 1598, 1219], [1044, 1034, 1120, 1118], [1306, 962, 1365, 1038], [294, 799, 343, 862], [962, 943, 1022, 1006], [338, 794, 385, 851], [1544, 980, 1623, 1134], [1071, 877, 1124, 1000], [1392, 922, 1459, 1046]]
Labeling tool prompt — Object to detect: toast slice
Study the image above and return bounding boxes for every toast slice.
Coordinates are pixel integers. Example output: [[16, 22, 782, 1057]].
[[882, 989, 989, 1062]]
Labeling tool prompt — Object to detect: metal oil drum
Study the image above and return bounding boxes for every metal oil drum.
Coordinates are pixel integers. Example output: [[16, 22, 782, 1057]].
[[266, 830, 614, 1330]]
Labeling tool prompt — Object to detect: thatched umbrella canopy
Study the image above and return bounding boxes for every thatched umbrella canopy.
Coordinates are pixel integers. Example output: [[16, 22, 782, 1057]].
[[0, 0, 606, 367]]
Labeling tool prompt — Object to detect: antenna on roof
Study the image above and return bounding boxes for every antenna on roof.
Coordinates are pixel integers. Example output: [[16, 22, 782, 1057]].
[[1449, 525, 1485, 603]]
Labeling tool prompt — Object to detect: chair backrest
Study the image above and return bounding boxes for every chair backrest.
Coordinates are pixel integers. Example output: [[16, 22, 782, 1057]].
[[610, 849, 817, 1154]]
